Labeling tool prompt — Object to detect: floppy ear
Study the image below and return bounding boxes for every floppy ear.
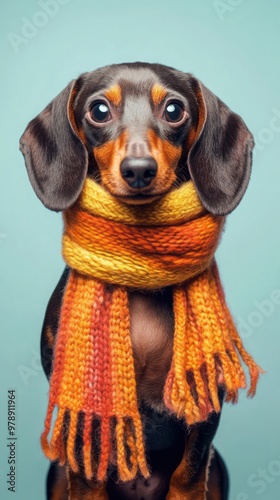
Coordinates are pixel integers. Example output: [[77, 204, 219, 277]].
[[187, 78, 254, 216], [19, 80, 88, 211]]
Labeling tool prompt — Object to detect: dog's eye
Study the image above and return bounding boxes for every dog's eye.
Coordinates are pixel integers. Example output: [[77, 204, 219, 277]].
[[164, 102, 185, 123], [90, 102, 111, 123]]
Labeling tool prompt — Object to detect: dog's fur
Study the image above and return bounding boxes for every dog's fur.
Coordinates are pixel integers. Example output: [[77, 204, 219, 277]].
[[20, 62, 254, 499]]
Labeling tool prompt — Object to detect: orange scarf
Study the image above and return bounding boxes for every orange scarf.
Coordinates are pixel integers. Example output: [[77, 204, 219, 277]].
[[41, 178, 261, 482]]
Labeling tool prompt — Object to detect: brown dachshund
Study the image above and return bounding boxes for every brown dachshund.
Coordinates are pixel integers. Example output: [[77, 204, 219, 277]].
[[20, 62, 254, 499]]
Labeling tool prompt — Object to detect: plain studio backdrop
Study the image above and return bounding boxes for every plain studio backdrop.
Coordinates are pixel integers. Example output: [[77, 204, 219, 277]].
[[0, 1, 279, 499]]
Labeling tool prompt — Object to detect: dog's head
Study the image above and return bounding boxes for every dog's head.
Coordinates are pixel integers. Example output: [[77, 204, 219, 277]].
[[20, 62, 254, 215]]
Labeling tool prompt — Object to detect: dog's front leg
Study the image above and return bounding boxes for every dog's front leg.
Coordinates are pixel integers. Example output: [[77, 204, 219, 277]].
[[166, 411, 227, 500], [166, 425, 211, 500]]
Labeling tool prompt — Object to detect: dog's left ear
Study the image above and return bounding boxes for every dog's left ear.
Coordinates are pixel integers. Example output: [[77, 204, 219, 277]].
[[19, 80, 88, 211], [187, 78, 254, 215]]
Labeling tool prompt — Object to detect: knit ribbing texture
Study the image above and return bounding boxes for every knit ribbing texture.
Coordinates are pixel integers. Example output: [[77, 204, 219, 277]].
[[41, 178, 261, 482]]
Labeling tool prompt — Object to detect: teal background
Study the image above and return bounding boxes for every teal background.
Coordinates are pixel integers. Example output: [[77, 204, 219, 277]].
[[0, 0, 279, 498]]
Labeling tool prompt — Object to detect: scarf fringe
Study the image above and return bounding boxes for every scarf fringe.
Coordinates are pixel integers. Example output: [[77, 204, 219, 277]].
[[163, 262, 261, 423], [41, 273, 149, 481], [41, 408, 149, 482]]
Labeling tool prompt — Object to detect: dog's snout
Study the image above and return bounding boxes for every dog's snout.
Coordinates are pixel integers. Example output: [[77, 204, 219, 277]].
[[120, 157, 158, 188]]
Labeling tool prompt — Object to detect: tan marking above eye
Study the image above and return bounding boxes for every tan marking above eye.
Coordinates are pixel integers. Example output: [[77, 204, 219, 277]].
[[104, 85, 122, 106], [151, 84, 168, 106]]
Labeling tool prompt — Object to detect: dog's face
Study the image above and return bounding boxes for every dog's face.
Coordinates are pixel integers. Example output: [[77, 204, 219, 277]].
[[20, 62, 254, 215], [73, 65, 195, 205]]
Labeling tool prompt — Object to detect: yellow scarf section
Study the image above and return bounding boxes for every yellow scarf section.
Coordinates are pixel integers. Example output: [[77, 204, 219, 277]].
[[41, 178, 261, 482]]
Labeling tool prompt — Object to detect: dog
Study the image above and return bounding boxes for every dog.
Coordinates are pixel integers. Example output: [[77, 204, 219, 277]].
[[20, 62, 254, 500]]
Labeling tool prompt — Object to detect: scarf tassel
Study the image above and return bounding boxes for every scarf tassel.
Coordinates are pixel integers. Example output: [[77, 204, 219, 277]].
[[163, 261, 262, 423], [41, 407, 149, 482], [41, 276, 149, 481]]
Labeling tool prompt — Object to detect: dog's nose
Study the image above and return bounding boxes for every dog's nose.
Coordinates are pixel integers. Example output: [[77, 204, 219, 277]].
[[120, 157, 158, 188]]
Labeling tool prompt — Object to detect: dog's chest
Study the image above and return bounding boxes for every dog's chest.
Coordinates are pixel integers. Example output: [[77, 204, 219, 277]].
[[129, 290, 174, 407]]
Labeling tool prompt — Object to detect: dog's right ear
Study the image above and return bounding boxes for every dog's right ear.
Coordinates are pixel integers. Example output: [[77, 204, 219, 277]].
[[20, 80, 88, 211]]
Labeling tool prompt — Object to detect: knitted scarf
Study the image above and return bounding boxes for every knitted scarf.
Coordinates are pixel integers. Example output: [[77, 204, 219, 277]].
[[41, 178, 261, 482]]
